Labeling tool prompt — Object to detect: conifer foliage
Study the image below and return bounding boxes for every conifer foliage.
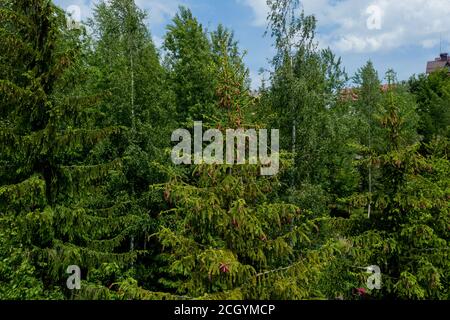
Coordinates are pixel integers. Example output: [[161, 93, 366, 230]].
[[337, 72, 449, 299], [0, 0, 448, 300], [0, 0, 144, 299], [149, 41, 329, 300]]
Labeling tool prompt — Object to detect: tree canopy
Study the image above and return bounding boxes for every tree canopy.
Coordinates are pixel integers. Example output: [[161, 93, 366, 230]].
[[0, 0, 448, 300]]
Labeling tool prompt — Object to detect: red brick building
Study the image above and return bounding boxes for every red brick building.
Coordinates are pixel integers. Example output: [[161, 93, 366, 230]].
[[426, 53, 450, 74]]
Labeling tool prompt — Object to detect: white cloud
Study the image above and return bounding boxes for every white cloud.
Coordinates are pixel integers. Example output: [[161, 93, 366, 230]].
[[238, 0, 450, 53], [422, 39, 439, 49], [237, 0, 269, 27], [136, 0, 182, 26], [57, 0, 182, 26], [57, 0, 95, 21]]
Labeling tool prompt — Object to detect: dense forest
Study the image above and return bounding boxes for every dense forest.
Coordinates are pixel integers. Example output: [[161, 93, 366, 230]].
[[0, 0, 449, 300]]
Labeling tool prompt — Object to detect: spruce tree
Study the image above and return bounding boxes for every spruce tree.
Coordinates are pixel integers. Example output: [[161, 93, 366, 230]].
[[351, 61, 383, 218], [0, 0, 146, 299], [409, 69, 450, 143], [114, 37, 335, 300], [85, 0, 175, 267], [210, 24, 250, 91], [333, 71, 450, 299], [163, 6, 217, 124]]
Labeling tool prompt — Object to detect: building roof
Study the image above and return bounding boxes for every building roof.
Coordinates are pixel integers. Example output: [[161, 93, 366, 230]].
[[340, 88, 358, 101], [340, 84, 395, 102], [426, 53, 450, 74]]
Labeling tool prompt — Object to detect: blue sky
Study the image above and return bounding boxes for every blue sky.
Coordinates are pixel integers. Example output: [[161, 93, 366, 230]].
[[55, 0, 450, 88]]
